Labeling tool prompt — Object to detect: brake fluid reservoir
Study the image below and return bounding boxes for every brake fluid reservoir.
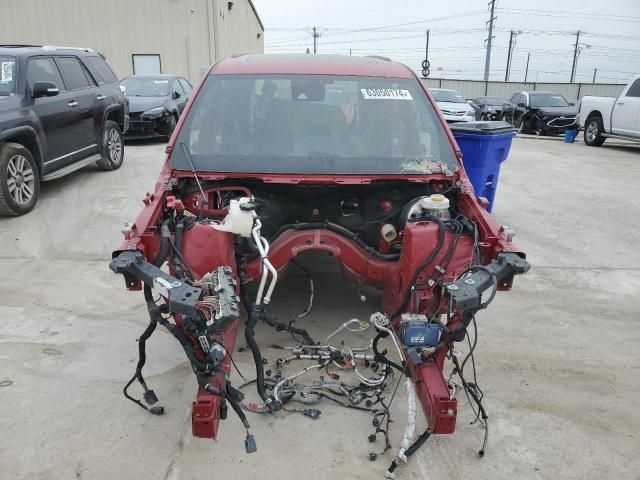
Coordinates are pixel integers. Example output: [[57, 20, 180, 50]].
[[412, 194, 451, 220]]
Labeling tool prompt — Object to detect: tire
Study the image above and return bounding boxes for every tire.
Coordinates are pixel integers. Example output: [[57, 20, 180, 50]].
[[0, 142, 40, 216], [584, 115, 606, 147], [165, 114, 177, 142], [96, 120, 124, 171]]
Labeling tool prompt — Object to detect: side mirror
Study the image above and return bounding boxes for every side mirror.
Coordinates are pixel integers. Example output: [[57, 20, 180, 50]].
[[517, 102, 526, 108], [567, 101, 576, 106], [173, 91, 181, 100], [32, 81, 59, 98]]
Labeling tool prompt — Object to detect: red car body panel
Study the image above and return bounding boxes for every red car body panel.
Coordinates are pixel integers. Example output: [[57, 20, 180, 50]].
[[114, 54, 525, 442]]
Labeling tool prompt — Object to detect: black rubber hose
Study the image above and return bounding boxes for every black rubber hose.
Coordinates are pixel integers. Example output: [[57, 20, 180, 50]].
[[245, 304, 269, 402], [391, 216, 446, 319], [173, 218, 187, 279], [153, 220, 171, 267], [386, 430, 432, 475]]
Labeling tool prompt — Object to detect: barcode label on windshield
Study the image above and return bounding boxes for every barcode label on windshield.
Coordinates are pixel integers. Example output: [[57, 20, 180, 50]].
[[361, 88, 413, 100], [1, 62, 13, 82]]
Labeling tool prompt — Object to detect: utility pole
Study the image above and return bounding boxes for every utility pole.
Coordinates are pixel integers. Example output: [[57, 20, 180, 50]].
[[570, 30, 581, 83], [421, 29, 431, 77], [425, 29, 430, 61], [505, 30, 514, 82], [505, 30, 522, 82], [592, 68, 597, 83], [312, 26, 320, 54], [524, 52, 531, 83], [483, 0, 497, 81]]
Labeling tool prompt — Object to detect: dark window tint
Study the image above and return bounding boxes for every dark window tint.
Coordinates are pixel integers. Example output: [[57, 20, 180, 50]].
[[57, 56, 93, 90], [173, 79, 185, 97], [626, 79, 640, 98], [27, 56, 65, 91], [178, 78, 192, 93], [85, 56, 118, 85]]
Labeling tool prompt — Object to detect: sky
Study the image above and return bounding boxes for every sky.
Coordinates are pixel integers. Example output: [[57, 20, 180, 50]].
[[252, 0, 640, 84]]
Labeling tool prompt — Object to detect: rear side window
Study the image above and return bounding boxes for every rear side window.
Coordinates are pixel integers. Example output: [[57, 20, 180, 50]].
[[57, 56, 94, 90], [626, 79, 640, 98], [173, 79, 185, 97], [84, 55, 118, 85], [178, 78, 192, 93], [27, 57, 65, 92], [0, 56, 16, 95]]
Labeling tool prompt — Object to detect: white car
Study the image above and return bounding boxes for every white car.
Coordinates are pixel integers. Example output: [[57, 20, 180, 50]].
[[429, 88, 476, 123], [579, 75, 640, 146]]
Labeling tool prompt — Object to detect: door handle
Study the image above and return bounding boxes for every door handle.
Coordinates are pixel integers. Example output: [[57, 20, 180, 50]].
[[617, 101, 625, 105], [68, 101, 79, 108], [96, 95, 106, 101]]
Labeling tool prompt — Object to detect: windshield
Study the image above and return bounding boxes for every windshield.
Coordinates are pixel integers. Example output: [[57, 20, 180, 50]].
[[172, 75, 458, 175], [120, 77, 170, 97], [430, 89, 466, 103], [478, 96, 503, 106], [530, 93, 569, 108], [0, 56, 16, 96]]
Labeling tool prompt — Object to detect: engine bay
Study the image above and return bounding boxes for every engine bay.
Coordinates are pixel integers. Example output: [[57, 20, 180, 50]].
[[110, 174, 529, 477]]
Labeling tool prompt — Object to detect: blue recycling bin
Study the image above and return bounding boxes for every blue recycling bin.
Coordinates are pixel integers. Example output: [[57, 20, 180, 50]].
[[449, 121, 516, 213]]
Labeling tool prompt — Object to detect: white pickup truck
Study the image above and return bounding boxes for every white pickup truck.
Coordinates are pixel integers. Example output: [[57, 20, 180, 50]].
[[579, 75, 640, 146]]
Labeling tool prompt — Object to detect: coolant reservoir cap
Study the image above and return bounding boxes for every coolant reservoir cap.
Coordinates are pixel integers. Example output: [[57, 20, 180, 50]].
[[430, 194, 445, 202]]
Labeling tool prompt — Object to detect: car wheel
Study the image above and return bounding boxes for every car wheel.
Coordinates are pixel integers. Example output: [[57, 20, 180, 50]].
[[584, 116, 606, 146], [165, 115, 177, 142], [0, 142, 40, 216], [96, 120, 124, 171]]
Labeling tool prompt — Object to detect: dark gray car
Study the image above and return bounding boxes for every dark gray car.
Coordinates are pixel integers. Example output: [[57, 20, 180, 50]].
[[120, 74, 192, 141]]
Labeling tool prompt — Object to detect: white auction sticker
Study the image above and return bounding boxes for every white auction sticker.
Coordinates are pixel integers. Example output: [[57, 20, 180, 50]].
[[1, 62, 13, 82], [360, 88, 413, 100]]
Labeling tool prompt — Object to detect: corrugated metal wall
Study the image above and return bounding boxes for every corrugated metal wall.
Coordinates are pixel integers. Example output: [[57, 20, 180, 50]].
[[0, 0, 264, 83], [422, 78, 625, 101]]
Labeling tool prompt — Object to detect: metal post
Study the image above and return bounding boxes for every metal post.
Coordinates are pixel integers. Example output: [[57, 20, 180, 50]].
[[313, 26, 319, 54], [592, 68, 597, 84], [524, 52, 530, 83], [505, 30, 514, 82], [483, 0, 496, 81], [425, 29, 430, 61], [570, 30, 581, 83]]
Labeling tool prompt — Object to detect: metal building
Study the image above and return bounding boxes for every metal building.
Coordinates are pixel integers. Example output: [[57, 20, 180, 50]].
[[0, 0, 264, 83]]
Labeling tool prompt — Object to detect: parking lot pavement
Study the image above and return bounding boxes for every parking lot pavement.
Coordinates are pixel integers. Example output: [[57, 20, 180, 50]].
[[1, 138, 639, 479]]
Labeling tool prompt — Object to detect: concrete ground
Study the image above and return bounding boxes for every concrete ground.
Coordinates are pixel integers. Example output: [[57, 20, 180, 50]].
[[1, 136, 639, 480]]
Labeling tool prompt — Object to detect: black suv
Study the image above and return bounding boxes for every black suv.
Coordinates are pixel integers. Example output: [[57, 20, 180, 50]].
[[0, 45, 128, 215]]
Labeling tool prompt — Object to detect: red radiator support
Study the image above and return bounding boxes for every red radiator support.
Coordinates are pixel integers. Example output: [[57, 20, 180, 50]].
[[409, 358, 457, 434], [192, 317, 242, 439]]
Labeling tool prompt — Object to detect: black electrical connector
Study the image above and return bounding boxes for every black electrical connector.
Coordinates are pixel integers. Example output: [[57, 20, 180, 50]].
[[143, 390, 159, 405], [245, 434, 257, 453], [302, 408, 321, 419]]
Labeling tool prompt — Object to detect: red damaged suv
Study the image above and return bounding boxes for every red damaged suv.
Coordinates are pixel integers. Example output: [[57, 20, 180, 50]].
[[110, 54, 528, 474]]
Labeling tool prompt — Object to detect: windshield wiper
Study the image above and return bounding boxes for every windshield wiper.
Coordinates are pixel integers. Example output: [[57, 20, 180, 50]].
[[179, 142, 209, 218]]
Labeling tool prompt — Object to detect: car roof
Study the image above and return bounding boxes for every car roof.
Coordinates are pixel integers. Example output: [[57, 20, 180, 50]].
[[0, 45, 95, 56], [123, 74, 178, 79], [524, 91, 560, 95], [212, 54, 415, 79]]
